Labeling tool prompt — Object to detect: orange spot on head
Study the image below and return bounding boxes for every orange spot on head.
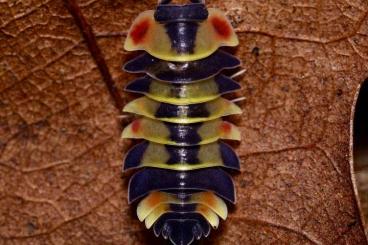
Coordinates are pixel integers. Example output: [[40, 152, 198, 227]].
[[220, 122, 232, 134], [130, 18, 150, 44], [131, 120, 141, 133], [211, 16, 231, 39]]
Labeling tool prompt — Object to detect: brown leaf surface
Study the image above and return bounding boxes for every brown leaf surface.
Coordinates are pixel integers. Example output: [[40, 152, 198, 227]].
[[1, 0, 368, 244]]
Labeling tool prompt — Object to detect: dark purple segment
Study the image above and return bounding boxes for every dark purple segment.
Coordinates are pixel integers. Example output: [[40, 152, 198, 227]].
[[153, 212, 210, 238], [154, 102, 210, 118], [123, 141, 149, 171], [123, 141, 240, 171], [219, 143, 240, 170], [124, 75, 241, 95], [124, 142, 240, 170], [124, 76, 151, 93], [168, 203, 197, 212], [164, 22, 199, 54], [215, 75, 241, 93], [128, 168, 235, 203], [123, 50, 241, 83], [159, 0, 205, 3], [166, 220, 201, 245], [165, 144, 200, 164], [155, 3, 208, 22], [164, 122, 202, 146]]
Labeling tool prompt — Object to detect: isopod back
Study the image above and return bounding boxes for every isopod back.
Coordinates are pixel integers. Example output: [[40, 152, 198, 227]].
[[122, 1, 241, 244]]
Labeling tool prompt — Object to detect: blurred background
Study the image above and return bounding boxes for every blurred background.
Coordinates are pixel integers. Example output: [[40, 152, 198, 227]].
[[353, 78, 368, 231]]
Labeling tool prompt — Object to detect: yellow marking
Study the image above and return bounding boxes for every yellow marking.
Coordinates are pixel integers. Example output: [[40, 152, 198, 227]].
[[137, 191, 228, 223], [137, 192, 176, 221], [205, 97, 242, 119], [141, 162, 224, 171], [144, 204, 169, 229], [197, 143, 222, 167], [191, 192, 228, 220], [147, 78, 220, 105], [196, 205, 220, 228], [135, 142, 230, 170], [143, 203, 220, 229], [123, 97, 242, 124], [122, 118, 173, 144], [197, 120, 240, 144], [146, 93, 220, 105], [141, 142, 171, 166], [219, 122, 241, 141], [123, 96, 159, 117], [123, 118, 239, 146]]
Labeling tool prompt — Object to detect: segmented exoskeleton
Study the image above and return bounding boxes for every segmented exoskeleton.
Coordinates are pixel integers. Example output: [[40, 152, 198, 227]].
[[122, 1, 241, 244]]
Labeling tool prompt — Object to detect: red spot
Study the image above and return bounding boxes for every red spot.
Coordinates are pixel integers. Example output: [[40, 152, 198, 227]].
[[131, 120, 141, 133], [130, 19, 150, 44], [220, 122, 231, 134], [211, 16, 231, 39]]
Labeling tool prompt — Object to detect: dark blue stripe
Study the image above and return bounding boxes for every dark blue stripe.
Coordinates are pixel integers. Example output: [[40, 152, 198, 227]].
[[155, 3, 208, 22], [123, 141, 149, 171], [124, 76, 151, 93], [153, 212, 210, 238], [128, 168, 235, 203], [123, 141, 240, 170], [155, 102, 210, 118], [125, 74, 241, 97], [220, 142, 240, 171], [164, 122, 202, 145], [215, 75, 241, 94], [123, 50, 241, 83], [165, 144, 200, 164], [164, 22, 199, 54], [168, 203, 197, 212]]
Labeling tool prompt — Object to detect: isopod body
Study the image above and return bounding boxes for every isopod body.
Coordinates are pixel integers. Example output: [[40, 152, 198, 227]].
[[122, 1, 242, 244]]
